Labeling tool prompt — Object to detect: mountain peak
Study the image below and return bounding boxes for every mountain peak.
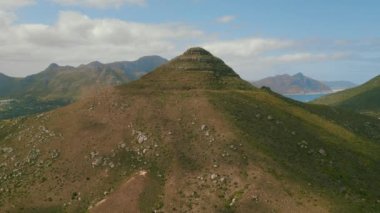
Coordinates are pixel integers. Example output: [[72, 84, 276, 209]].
[[253, 73, 332, 94], [136, 55, 167, 61], [182, 47, 213, 57], [47, 63, 60, 70], [166, 47, 238, 77], [130, 47, 252, 90], [87, 61, 104, 68], [293, 72, 305, 78]]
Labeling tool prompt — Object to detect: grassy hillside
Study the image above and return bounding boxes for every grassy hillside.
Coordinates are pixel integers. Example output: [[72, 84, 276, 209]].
[[0, 98, 71, 120], [0, 48, 379, 212], [313, 75, 380, 116], [210, 89, 380, 212]]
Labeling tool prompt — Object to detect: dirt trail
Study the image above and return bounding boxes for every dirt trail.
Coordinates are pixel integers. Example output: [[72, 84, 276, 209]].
[[90, 171, 149, 213]]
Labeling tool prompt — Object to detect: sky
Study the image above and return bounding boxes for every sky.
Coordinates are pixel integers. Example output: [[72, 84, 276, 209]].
[[0, 0, 380, 84]]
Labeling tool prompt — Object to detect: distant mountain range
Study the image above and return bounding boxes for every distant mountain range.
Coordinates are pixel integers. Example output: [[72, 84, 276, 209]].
[[252, 73, 357, 95], [314, 75, 380, 117], [0, 56, 167, 119], [252, 73, 332, 94], [0, 56, 168, 100], [322, 81, 356, 91]]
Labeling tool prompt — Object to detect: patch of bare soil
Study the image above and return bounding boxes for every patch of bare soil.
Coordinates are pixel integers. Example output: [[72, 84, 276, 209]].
[[90, 170, 149, 213]]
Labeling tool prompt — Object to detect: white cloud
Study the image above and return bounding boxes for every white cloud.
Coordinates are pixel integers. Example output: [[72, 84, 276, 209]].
[[263, 52, 350, 63], [0, 4, 375, 83], [201, 37, 358, 81], [54, 0, 146, 8], [203, 37, 355, 65], [0, 0, 35, 10], [216, 15, 235, 24], [0, 11, 203, 76], [204, 38, 294, 58], [0, 10, 16, 27], [0, 0, 35, 27]]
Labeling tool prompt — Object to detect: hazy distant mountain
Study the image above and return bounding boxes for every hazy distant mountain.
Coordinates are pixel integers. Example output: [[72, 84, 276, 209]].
[[314, 75, 380, 116], [0, 56, 168, 100], [322, 81, 356, 91], [253, 73, 332, 94], [0, 56, 167, 119], [0, 73, 20, 97], [1, 47, 380, 212]]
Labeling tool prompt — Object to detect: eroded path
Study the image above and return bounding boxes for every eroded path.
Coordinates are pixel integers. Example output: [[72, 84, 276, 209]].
[[90, 171, 149, 213]]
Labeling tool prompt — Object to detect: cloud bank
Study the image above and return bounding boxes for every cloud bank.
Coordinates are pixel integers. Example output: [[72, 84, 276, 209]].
[[0, 10, 202, 76], [216, 15, 236, 24], [0, 0, 35, 10], [0, 1, 378, 83], [54, 0, 147, 8]]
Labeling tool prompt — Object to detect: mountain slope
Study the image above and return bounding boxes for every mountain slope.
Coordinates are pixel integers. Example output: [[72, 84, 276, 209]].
[[0, 56, 167, 119], [0, 48, 379, 212], [253, 73, 332, 94], [0, 73, 20, 98], [0, 56, 168, 100], [314, 75, 380, 116]]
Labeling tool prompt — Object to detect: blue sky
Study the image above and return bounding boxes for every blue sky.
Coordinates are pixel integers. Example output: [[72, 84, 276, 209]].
[[1, 0, 380, 83]]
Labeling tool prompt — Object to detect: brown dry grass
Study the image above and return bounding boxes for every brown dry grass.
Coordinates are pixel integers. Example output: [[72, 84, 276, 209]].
[[0, 85, 331, 213], [90, 171, 149, 213]]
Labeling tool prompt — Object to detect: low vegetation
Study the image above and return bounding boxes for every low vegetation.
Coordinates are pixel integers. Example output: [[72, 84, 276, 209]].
[[0, 98, 71, 120], [313, 75, 380, 117], [0, 47, 379, 212], [209, 89, 380, 212]]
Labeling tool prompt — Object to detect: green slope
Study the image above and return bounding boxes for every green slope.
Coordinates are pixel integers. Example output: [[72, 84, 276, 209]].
[[210, 88, 380, 212], [313, 75, 380, 116]]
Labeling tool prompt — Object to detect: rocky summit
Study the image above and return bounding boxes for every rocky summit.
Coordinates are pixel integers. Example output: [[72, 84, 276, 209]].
[[164, 47, 238, 76], [0, 48, 379, 213], [132, 47, 251, 91]]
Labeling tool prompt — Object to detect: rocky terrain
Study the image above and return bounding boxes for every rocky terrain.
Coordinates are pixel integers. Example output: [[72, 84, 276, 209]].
[[0, 48, 379, 212]]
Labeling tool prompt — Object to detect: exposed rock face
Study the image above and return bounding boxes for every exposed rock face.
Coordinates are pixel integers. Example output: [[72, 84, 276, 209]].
[[167, 47, 238, 77]]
